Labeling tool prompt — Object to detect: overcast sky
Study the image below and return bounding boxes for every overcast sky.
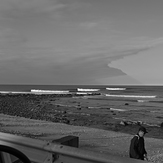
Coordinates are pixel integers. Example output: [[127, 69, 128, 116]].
[[1, 0, 163, 85]]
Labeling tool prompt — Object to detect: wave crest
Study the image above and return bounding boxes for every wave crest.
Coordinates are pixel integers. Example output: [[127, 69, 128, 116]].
[[105, 94, 156, 98], [31, 89, 70, 94], [106, 88, 126, 90], [77, 88, 100, 91]]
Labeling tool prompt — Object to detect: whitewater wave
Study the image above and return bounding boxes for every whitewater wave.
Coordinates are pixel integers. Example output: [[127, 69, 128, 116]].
[[76, 92, 89, 95], [0, 91, 30, 94], [31, 89, 70, 94], [110, 108, 126, 111], [77, 88, 100, 91], [137, 100, 149, 102], [105, 94, 156, 98], [106, 88, 126, 90], [76, 92, 101, 95], [0, 90, 71, 95]]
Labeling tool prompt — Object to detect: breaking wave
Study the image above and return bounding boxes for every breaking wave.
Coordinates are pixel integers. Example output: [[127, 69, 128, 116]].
[[137, 100, 149, 102], [76, 92, 101, 95], [76, 92, 89, 95], [105, 94, 156, 98], [106, 87, 126, 90], [77, 88, 100, 91], [0, 91, 30, 94], [31, 89, 70, 94], [110, 108, 126, 111]]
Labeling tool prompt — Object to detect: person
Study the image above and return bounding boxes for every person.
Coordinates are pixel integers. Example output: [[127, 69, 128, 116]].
[[129, 126, 148, 161]]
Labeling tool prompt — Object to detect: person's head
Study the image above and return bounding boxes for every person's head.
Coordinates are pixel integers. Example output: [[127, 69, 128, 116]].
[[138, 126, 148, 137]]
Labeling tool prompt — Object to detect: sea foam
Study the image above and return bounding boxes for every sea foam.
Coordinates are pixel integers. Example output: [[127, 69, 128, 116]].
[[77, 88, 100, 91], [105, 94, 156, 98], [31, 89, 70, 94], [106, 87, 126, 90]]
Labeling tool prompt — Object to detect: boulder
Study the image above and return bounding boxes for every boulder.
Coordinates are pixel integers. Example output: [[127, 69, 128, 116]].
[[120, 121, 128, 126]]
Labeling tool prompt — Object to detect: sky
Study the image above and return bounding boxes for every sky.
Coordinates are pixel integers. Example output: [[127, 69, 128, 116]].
[[1, 0, 163, 85]]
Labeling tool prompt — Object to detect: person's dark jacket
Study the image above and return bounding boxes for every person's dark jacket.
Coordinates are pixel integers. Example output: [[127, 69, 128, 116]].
[[129, 134, 147, 160]]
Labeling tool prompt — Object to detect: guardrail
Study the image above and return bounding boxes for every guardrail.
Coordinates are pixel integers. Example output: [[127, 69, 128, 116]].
[[0, 132, 150, 163]]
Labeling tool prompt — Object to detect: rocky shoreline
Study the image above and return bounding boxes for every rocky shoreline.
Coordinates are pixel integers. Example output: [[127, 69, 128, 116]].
[[0, 93, 163, 139], [1, 94, 163, 162]]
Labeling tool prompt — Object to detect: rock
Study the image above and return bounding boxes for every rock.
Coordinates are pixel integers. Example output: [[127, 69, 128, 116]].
[[64, 119, 70, 124], [71, 119, 77, 121], [103, 122, 109, 125], [120, 121, 128, 126], [160, 122, 163, 128], [137, 121, 143, 125], [126, 121, 133, 125], [77, 107, 81, 110]]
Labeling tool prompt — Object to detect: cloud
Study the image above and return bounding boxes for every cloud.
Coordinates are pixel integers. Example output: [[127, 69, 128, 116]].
[[62, 36, 163, 66], [96, 75, 142, 85], [0, 48, 127, 84], [0, 0, 67, 19], [0, 27, 28, 61], [0, 0, 91, 20], [20, 36, 163, 69], [0, 28, 27, 44], [115, 37, 163, 50], [106, 37, 163, 61], [79, 22, 98, 29]]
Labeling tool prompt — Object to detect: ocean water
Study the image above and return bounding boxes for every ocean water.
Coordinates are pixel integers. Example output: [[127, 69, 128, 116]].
[[0, 84, 163, 99], [0, 84, 162, 94]]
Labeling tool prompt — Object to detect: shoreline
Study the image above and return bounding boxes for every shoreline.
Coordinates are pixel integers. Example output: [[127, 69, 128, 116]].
[[0, 93, 163, 139], [1, 91, 163, 162]]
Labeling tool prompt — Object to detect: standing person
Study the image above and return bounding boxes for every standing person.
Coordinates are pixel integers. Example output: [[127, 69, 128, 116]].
[[129, 126, 148, 161]]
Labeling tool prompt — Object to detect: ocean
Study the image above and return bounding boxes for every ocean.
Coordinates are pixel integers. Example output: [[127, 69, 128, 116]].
[[0, 84, 163, 101], [0, 84, 163, 126], [0, 84, 162, 95]]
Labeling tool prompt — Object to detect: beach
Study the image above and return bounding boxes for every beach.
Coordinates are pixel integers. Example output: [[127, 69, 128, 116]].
[[1, 93, 163, 162]]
